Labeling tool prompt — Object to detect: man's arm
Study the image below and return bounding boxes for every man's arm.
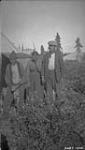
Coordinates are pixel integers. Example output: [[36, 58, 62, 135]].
[[55, 49, 64, 82], [41, 55, 45, 77], [59, 51, 64, 77], [41, 54, 46, 84], [5, 64, 12, 89], [19, 62, 25, 78], [25, 61, 31, 87]]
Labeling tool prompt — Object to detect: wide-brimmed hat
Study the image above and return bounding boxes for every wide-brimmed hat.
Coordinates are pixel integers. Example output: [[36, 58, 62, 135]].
[[32, 51, 39, 56], [48, 40, 57, 46], [9, 51, 16, 60]]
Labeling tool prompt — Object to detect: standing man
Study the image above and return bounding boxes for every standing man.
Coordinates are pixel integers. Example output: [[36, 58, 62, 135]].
[[41, 40, 64, 104], [4, 51, 26, 115], [27, 51, 43, 103]]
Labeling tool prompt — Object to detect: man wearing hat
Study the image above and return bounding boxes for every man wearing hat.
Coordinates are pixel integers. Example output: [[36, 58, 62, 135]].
[[41, 40, 64, 104], [4, 51, 26, 115]]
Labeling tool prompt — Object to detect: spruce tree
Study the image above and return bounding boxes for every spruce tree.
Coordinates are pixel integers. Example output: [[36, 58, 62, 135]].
[[55, 32, 62, 50], [74, 37, 83, 53], [40, 45, 44, 55], [22, 44, 24, 52]]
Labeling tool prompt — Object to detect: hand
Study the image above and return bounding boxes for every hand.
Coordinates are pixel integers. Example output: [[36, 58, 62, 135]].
[[11, 84, 19, 91], [11, 86, 16, 92], [41, 76, 45, 84]]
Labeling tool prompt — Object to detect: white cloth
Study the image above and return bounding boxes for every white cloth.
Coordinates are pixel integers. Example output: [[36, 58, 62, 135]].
[[11, 63, 21, 84], [48, 53, 55, 70]]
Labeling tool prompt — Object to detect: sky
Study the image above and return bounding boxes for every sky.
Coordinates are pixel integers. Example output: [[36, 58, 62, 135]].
[[1, 0, 85, 53]]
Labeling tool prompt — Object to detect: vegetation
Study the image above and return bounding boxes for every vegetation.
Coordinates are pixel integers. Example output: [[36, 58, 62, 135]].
[[1, 55, 85, 150], [55, 32, 62, 50], [74, 37, 83, 53]]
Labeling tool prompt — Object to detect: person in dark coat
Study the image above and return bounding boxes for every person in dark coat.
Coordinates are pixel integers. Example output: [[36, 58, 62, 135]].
[[27, 51, 44, 103], [41, 40, 64, 104]]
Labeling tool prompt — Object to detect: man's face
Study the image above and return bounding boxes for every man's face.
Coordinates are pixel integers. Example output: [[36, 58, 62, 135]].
[[49, 45, 55, 53], [10, 58, 16, 65], [32, 54, 38, 62]]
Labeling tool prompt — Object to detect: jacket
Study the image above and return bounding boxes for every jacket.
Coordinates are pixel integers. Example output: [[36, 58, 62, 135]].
[[5, 61, 25, 88], [41, 49, 64, 83]]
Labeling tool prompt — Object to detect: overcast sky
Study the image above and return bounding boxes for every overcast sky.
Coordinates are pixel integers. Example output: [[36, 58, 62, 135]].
[[1, 0, 85, 53]]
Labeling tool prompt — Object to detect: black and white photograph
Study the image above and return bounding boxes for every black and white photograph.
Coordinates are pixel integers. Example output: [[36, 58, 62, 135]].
[[0, 0, 85, 150]]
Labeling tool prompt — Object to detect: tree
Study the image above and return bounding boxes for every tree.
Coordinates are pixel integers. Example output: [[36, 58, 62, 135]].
[[18, 44, 21, 51], [74, 38, 83, 53], [55, 32, 62, 50], [40, 45, 45, 55], [22, 44, 24, 52]]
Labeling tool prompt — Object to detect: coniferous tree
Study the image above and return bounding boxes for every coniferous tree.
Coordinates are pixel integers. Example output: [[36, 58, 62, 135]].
[[55, 32, 62, 50], [40, 45, 44, 55], [22, 44, 24, 52], [74, 37, 83, 53], [18, 44, 20, 50]]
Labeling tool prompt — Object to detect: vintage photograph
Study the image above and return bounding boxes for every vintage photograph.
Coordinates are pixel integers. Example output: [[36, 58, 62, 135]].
[[0, 0, 85, 150]]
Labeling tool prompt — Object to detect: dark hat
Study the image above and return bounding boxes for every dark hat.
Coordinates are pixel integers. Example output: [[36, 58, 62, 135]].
[[32, 51, 39, 56], [48, 40, 57, 46], [9, 51, 16, 60]]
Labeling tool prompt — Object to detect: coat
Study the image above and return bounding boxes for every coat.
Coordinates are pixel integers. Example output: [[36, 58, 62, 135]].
[[26, 59, 43, 99], [41, 49, 64, 83], [5, 61, 26, 88]]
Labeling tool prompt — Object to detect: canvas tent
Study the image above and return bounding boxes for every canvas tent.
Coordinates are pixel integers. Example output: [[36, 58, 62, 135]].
[[0, 33, 31, 89], [1, 32, 18, 53]]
